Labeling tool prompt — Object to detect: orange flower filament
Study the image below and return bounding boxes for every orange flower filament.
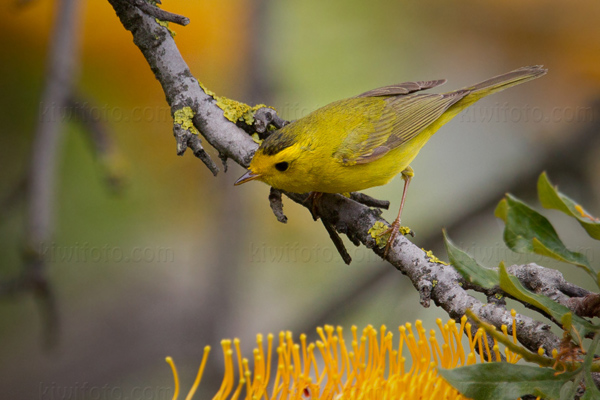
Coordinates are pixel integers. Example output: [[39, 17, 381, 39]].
[[167, 315, 525, 400]]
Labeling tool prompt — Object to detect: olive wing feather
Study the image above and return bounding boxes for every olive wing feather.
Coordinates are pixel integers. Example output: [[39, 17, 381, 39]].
[[335, 88, 468, 165], [354, 80, 447, 98]]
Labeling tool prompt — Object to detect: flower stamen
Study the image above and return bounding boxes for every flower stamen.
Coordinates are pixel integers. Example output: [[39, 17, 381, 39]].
[[165, 316, 531, 400]]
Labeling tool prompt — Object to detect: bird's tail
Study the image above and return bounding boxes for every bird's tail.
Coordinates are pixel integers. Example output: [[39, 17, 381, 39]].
[[446, 65, 547, 114], [466, 65, 547, 94]]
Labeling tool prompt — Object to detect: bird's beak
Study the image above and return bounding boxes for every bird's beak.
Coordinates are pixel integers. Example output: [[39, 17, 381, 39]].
[[234, 170, 262, 186]]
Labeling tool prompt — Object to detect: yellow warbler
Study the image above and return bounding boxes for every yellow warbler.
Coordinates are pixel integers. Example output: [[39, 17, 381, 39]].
[[235, 66, 547, 254]]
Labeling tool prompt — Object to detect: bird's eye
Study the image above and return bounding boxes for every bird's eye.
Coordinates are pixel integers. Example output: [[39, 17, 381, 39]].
[[275, 161, 289, 172]]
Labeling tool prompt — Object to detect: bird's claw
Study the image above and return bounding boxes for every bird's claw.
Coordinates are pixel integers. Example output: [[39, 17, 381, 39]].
[[382, 223, 400, 258], [380, 220, 414, 257]]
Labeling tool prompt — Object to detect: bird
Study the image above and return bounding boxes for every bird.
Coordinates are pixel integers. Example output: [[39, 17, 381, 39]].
[[235, 65, 547, 256]]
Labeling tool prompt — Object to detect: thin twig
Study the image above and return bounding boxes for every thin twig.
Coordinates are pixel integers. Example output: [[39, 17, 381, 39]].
[[188, 136, 219, 176], [128, 0, 189, 26], [321, 219, 352, 265], [173, 124, 219, 176], [68, 94, 126, 192], [567, 294, 600, 319], [253, 108, 289, 135], [349, 192, 390, 210], [268, 187, 287, 223]]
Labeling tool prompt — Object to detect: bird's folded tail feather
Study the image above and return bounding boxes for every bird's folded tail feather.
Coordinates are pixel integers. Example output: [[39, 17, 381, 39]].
[[446, 65, 547, 115], [465, 65, 547, 94]]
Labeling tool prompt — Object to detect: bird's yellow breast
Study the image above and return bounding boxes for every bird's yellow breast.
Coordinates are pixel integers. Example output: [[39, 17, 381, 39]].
[[274, 126, 433, 194]]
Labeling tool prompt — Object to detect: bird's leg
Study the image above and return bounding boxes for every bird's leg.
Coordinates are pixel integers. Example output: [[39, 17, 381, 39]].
[[382, 166, 414, 257], [305, 191, 323, 221]]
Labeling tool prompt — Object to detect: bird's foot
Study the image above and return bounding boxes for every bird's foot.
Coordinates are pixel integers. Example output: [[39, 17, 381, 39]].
[[380, 219, 414, 258]]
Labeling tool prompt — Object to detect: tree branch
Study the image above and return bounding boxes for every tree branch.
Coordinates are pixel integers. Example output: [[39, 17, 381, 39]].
[[285, 192, 563, 353], [20, 0, 86, 347], [127, 0, 189, 26], [109, 0, 255, 168], [107, 0, 583, 355]]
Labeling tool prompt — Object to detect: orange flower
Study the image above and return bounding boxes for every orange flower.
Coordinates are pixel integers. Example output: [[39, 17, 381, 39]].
[[166, 315, 526, 400]]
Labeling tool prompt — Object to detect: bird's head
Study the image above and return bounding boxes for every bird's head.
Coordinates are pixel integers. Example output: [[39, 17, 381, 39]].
[[234, 128, 310, 193]]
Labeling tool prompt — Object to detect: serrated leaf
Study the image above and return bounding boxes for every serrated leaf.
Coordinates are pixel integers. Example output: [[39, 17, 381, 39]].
[[498, 194, 594, 279], [498, 262, 597, 337], [538, 172, 600, 240], [443, 230, 499, 288], [439, 363, 576, 400]]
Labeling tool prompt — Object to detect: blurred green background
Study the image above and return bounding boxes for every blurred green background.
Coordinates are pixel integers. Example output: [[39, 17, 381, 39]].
[[1, 0, 600, 399]]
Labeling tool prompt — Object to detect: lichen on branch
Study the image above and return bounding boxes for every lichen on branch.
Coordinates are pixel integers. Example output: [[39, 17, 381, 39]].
[[198, 81, 272, 126], [173, 106, 199, 135]]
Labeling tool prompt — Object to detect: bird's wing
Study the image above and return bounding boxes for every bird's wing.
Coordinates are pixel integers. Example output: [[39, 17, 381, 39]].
[[335, 89, 468, 165], [354, 80, 447, 98]]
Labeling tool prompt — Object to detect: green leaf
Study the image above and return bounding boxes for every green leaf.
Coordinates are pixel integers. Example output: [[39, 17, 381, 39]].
[[443, 230, 499, 288], [498, 262, 597, 337], [439, 363, 576, 400], [498, 194, 595, 279], [581, 333, 600, 399], [538, 172, 600, 240], [560, 312, 573, 339], [560, 381, 578, 400], [494, 198, 508, 222]]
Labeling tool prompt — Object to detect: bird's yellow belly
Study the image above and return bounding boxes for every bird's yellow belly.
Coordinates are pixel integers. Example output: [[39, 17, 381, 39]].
[[316, 147, 416, 193], [279, 132, 431, 194]]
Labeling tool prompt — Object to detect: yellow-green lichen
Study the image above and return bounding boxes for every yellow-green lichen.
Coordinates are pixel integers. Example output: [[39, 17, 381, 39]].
[[422, 248, 449, 265], [398, 226, 412, 236], [198, 81, 272, 125], [155, 19, 176, 38], [217, 96, 269, 125], [369, 221, 391, 248], [251, 133, 263, 145], [495, 293, 504, 300], [368, 221, 412, 249], [432, 279, 438, 288], [174, 107, 199, 135], [199, 81, 217, 98]]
